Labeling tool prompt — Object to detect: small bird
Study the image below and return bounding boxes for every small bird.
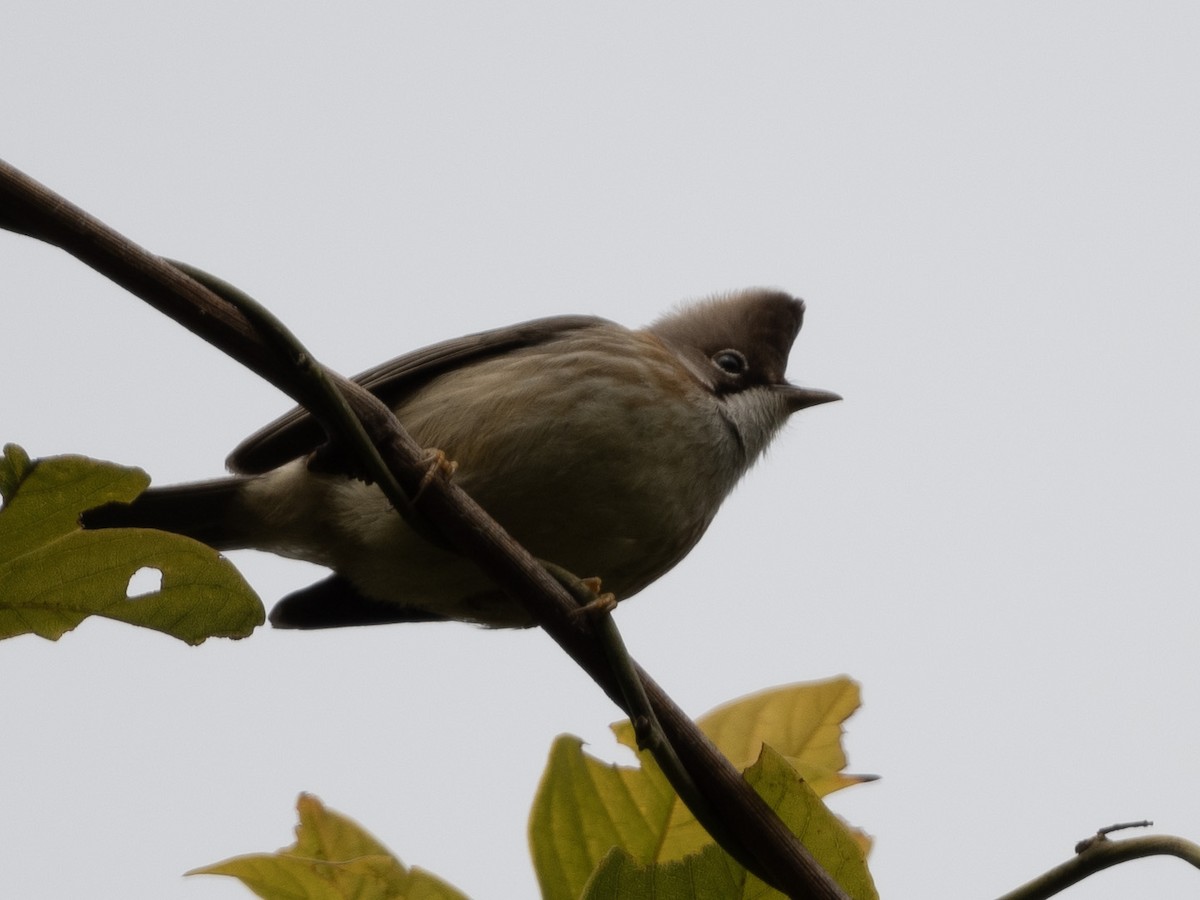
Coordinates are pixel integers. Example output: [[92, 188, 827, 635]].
[[84, 289, 839, 629]]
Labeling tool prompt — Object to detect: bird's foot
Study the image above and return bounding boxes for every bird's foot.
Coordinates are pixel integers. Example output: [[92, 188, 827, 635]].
[[538, 562, 620, 618], [573, 576, 618, 618], [412, 448, 458, 503]]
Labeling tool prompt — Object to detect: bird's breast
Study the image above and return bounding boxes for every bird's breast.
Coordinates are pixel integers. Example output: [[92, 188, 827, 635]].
[[395, 327, 744, 595]]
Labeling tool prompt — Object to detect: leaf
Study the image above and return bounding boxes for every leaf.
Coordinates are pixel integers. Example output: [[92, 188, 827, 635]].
[[529, 734, 678, 900], [529, 677, 870, 900], [0, 445, 263, 643], [741, 746, 877, 900], [614, 677, 865, 795], [0, 443, 32, 502], [573, 748, 877, 900], [580, 844, 742, 900], [621, 677, 868, 858], [190, 793, 469, 900]]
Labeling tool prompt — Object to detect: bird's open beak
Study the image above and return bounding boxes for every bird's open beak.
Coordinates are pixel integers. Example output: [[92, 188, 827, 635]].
[[777, 384, 843, 413]]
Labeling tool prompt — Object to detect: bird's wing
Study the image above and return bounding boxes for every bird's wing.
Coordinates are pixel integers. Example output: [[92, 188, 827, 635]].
[[227, 314, 607, 474]]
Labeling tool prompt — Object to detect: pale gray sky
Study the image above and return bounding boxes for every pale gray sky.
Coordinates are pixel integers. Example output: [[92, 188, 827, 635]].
[[3, 3, 1199, 898]]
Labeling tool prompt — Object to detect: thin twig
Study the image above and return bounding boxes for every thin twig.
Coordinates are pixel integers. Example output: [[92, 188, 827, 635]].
[[1074, 819, 1153, 853], [996, 832, 1200, 900], [542, 561, 759, 874], [165, 258, 444, 547]]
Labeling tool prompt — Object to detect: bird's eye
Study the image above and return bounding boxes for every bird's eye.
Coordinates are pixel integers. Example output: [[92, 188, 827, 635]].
[[712, 349, 749, 375]]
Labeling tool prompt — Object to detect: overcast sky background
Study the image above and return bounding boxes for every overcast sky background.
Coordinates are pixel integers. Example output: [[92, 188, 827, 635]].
[[3, 4, 1199, 898]]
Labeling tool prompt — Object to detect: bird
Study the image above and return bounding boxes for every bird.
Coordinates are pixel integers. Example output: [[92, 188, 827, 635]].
[[83, 288, 839, 629]]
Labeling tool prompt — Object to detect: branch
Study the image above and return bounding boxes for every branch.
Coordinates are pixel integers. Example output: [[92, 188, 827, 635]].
[[997, 824, 1200, 900], [0, 158, 850, 900]]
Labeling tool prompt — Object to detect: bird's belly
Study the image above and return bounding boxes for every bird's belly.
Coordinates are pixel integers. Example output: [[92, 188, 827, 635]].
[[242, 340, 742, 625]]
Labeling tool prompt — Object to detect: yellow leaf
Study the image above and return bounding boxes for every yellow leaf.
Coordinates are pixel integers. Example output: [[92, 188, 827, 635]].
[[190, 794, 469, 900], [530, 678, 871, 900], [571, 748, 878, 900], [614, 676, 865, 795], [742, 746, 877, 900]]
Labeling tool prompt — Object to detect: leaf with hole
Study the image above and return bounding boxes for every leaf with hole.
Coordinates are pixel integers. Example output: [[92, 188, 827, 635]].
[[0, 444, 263, 643]]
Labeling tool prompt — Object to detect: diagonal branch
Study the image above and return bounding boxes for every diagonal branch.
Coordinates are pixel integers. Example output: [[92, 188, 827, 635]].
[[0, 157, 849, 900]]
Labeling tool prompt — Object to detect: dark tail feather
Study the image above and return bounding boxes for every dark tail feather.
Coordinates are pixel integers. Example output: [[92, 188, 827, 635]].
[[270, 574, 448, 629], [81, 478, 251, 550]]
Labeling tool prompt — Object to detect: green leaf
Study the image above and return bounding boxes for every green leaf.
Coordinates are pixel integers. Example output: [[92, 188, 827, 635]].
[[529, 734, 679, 900], [0, 446, 263, 643], [529, 678, 871, 900], [0, 443, 33, 502], [581, 845, 742, 900], [573, 748, 878, 900], [741, 746, 877, 900], [190, 793, 469, 900]]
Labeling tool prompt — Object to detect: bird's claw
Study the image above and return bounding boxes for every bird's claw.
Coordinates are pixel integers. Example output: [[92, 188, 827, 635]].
[[573, 577, 618, 618], [412, 448, 458, 503]]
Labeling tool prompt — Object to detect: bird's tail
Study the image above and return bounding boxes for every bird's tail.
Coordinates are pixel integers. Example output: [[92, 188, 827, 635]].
[[81, 478, 252, 550]]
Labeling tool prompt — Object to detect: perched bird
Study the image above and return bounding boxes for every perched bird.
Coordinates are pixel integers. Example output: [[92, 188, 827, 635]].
[[84, 289, 839, 628]]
